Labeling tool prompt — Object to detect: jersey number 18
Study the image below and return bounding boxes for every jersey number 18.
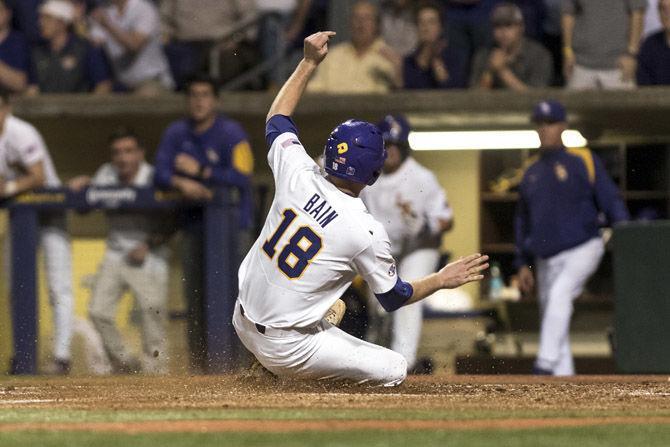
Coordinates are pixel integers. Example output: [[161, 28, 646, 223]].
[[262, 209, 322, 279]]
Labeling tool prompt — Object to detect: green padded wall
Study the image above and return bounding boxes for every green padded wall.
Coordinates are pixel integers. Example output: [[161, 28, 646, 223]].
[[614, 221, 670, 373]]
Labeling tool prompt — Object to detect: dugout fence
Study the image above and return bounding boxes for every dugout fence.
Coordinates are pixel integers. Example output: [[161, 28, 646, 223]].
[[1, 187, 240, 375]]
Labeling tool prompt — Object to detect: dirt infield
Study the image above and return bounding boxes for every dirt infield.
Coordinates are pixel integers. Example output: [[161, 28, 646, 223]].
[[1, 375, 669, 433]]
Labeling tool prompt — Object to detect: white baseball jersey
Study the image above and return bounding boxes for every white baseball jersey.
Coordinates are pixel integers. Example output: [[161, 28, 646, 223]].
[[0, 115, 61, 186], [237, 131, 398, 329], [360, 157, 452, 257], [90, 161, 167, 258]]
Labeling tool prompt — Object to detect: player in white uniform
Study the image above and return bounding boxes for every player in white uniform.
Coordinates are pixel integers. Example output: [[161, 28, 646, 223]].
[[360, 114, 454, 371], [232, 31, 488, 386], [0, 92, 73, 374], [68, 128, 171, 374]]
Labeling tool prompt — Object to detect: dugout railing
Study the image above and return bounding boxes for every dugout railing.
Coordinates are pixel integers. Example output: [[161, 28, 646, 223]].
[[1, 186, 240, 375]]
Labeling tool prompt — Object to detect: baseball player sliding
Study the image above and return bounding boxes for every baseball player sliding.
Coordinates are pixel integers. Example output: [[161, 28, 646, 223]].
[[232, 31, 488, 386]]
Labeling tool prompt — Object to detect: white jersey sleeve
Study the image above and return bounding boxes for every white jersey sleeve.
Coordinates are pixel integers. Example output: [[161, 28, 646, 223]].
[[7, 122, 48, 169], [353, 221, 398, 294]]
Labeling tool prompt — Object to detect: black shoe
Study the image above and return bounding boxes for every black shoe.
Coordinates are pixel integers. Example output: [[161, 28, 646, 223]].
[[532, 365, 552, 375], [410, 357, 434, 375]]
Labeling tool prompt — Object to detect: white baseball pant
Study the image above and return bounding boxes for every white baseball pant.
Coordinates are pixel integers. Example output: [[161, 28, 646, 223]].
[[233, 301, 407, 386], [89, 250, 169, 374], [40, 224, 74, 362], [391, 248, 440, 370], [534, 237, 604, 376]]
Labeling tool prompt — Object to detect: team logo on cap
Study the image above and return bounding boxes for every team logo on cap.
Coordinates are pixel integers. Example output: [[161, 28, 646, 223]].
[[337, 142, 349, 154]]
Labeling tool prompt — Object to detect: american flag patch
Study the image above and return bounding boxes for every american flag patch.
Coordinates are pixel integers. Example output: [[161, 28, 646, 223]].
[[281, 139, 300, 149]]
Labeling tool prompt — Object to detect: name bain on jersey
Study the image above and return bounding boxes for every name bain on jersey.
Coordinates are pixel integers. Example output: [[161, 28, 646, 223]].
[[303, 193, 338, 228]]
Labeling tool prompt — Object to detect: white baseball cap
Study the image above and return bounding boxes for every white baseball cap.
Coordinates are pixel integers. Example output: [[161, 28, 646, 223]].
[[39, 0, 75, 24]]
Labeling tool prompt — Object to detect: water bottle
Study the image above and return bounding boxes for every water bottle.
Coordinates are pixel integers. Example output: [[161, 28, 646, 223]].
[[488, 262, 504, 301]]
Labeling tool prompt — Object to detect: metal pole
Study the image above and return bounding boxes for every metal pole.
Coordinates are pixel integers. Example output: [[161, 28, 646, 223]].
[[203, 188, 239, 373], [8, 208, 39, 374]]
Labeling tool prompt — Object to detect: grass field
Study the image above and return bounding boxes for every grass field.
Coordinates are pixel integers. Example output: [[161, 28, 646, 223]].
[[0, 375, 668, 447]]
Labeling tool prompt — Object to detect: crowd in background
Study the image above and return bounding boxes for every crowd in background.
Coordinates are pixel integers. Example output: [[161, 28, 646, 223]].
[[0, 0, 669, 96]]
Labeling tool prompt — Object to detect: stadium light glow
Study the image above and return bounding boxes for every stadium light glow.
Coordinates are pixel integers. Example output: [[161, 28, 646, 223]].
[[408, 130, 587, 151]]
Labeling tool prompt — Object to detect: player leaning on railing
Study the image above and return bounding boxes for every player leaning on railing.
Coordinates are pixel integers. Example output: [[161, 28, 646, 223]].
[[0, 91, 73, 375], [232, 31, 489, 386]]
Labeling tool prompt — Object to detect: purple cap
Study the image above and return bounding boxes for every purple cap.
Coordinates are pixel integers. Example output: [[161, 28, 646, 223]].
[[531, 100, 567, 123]]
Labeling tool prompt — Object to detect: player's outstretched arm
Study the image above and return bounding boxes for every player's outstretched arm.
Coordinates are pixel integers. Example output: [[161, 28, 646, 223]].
[[266, 31, 335, 122], [404, 253, 489, 306]]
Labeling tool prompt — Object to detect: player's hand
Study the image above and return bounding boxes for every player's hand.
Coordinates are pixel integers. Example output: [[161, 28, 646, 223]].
[[127, 242, 149, 266], [437, 253, 489, 289], [175, 177, 214, 201], [517, 266, 534, 294], [618, 54, 637, 82], [67, 175, 91, 192], [431, 58, 450, 83], [174, 153, 202, 177], [304, 31, 336, 65], [489, 49, 508, 72]]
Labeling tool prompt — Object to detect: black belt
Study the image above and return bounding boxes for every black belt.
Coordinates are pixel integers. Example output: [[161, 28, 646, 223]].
[[240, 304, 266, 335]]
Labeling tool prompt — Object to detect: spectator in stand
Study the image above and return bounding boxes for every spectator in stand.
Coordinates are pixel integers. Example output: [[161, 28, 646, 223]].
[[638, 0, 670, 85], [27, 0, 112, 95], [160, 0, 257, 90], [90, 0, 174, 94], [307, 0, 400, 93], [256, 0, 298, 89], [154, 75, 255, 372], [0, 0, 29, 93], [69, 128, 172, 374], [562, 0, 647, 90], [443, 0, 498, 79], [470, 3, 553, 90], [381, 0, 418, 57], [404, 1, 467, 89]]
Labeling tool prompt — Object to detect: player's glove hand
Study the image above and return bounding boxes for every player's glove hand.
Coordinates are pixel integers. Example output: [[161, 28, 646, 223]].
[[438, 253, 489, 289], [304, 31, 336, 65]]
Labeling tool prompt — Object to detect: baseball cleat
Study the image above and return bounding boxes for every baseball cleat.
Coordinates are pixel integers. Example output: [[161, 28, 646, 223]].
[[324, 299, 346, 327]]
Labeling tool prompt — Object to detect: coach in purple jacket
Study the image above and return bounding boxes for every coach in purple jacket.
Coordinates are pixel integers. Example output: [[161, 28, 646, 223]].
[[515, 100, 628, 376], [154, 74, 255, 371]]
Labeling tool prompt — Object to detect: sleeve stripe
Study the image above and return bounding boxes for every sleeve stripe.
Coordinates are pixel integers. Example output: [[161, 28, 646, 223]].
[[566, 147, 595, 184]]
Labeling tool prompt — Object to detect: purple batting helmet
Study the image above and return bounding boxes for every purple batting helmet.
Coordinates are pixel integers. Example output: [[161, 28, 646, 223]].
[[324, 119, 386, 186], [377, 114, 411, 147]]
